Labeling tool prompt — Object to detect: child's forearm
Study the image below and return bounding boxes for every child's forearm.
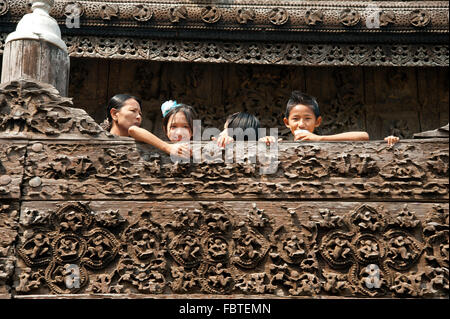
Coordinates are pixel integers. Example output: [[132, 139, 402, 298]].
[[128, 126, 171, 154], [319, 131, 369, 141]]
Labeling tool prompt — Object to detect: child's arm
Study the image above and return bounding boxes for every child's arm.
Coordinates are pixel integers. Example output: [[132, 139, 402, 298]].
[[294, 131, 369, 142], [128, 126, 191, 158]]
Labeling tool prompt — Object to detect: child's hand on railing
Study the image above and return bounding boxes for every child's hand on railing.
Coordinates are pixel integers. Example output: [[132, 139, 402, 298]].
[[258, 136, 281, 145], [384, 135, 400, 147], [168, 142, 191, 159], [212, 130, 234, 148], [294, 129, 321, 142]]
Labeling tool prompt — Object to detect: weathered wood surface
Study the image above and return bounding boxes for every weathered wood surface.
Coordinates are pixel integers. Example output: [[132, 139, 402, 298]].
[[1, 40, 69, 96]]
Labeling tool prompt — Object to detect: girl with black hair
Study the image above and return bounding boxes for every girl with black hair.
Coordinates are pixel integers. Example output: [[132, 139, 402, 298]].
[[160, 100, 197, 143], [213, 112, 277, 148], [101, 94, 191, 158]]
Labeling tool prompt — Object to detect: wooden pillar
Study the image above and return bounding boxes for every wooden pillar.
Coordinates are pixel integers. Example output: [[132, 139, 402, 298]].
[[0, 0, 69, 96]]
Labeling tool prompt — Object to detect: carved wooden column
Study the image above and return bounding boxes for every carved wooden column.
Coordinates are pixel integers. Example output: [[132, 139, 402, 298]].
[[0, 0, 69, 96]]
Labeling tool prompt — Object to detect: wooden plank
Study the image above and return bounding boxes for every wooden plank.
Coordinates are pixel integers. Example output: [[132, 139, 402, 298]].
[[52, 43, 69, 96], [21, 40, 41, 80], [417, 67, 441, 132], [0, 42, 11, 83], [8, 40, 23, 81], [39, 41, 52, 85]]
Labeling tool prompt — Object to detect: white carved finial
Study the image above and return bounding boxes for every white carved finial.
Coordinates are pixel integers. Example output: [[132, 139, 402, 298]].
[[31, 0, 54, 13], [5, 0, 67, 52]]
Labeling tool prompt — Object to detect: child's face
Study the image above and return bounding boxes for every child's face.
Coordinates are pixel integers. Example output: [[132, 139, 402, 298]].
[[166, 111, 192, 142], [283, 104, 322, 134]]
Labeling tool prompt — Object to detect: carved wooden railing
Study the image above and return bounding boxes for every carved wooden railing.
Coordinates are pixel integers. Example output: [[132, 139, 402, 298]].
[[0, 0, 449, 66], [0, 79, 448, 298]]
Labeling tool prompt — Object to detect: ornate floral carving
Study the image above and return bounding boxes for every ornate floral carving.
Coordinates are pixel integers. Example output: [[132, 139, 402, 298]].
[[268, 8, 289, 25], [339, 9, 361, 27], [201, 6, 221, 24], [384, 230, 423, 270], [10, 199, 449, 297], [349, 205, 386, 233], [410, 9, 431, 28], [0, 80, 108, 138], [132, 4, 153, 22], [57, 35, 450, 67], [17, 203, 120, 294], [320, 232, 354, 268]]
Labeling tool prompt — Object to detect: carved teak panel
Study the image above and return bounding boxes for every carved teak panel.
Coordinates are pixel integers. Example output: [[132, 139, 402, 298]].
[[0, 80, 448, 298]]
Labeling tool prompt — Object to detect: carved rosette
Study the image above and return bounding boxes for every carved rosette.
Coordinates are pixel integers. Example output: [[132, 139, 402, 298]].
[[232, 227, 269, 269], [409, 9, 431, 28], [268, 8, 289, 25], [384, 230, 423, 270], [132, 4, 153, 22], [201, 6, 221, 24], [17, 203, 120, 294], [339, 9, 361, 27]]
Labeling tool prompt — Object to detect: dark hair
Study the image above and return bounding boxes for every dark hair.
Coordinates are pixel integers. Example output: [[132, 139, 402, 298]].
[[285, 91, 320, 119], [162, 104, 197, 139], [225, 112, 261, 140], [101, 94, 142, 131]]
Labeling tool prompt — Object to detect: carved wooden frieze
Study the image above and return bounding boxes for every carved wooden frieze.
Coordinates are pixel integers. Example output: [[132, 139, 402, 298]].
[[10, 36, 439, 67], [11, 200, 449, 297], [0, 80, 111, 139], [15, 139, 449, 201], [0, 1, 448, 35]]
